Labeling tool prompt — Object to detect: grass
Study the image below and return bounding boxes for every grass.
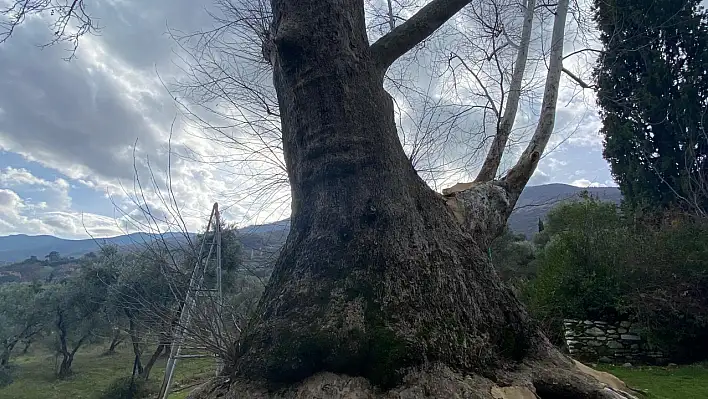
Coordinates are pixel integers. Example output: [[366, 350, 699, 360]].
[[0, 346, 214, 399], [3, 346, 708, 399], [599, 363, 708, 399]]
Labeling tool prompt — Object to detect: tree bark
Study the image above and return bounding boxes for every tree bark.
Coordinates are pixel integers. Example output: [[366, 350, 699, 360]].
[[57, 353, 74, 379], [21, 339, 32, 355], [142, 329, 171, 381], [123, 314, 145, 375], [197, 0, 636, 397], [105, 328, 123, 355], [141, 345, 163, 381]]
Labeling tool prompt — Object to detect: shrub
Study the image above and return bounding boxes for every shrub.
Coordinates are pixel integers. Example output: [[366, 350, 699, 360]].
[[0, 366, 13, 388], [528, 199, 708, 362], [621, 217, 708, 362], [96, 376, 156, 399]]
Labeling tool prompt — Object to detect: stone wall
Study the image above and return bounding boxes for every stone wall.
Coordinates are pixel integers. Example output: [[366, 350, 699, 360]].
[[563, 319, 665, 364]]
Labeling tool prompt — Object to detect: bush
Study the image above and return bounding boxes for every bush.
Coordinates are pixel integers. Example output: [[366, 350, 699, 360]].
[[621, 217, 708, 362], [527, 199, 627, 322], [527, 200, 708, 362], [96, 376, 156, 399], [0, 366, 13, 388]]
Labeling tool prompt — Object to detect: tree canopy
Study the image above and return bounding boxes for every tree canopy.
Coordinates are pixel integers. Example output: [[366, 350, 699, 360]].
[[595, 0, 708, 214]]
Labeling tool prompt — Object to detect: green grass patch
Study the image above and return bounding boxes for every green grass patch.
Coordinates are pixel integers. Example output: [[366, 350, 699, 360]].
[[599, 363, 708, 399], [4, 346, 708, 399], [0, 346, 214, 399]]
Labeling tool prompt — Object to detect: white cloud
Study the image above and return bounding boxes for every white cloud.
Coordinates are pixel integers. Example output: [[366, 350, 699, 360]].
[[0, 187, 124, 238], [571, 179, 603, 188], [0, 0, 618, 239], [0, 167, 72, 210]]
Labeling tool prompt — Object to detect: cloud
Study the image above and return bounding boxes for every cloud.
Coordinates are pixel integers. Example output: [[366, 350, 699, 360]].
[[0, 0, 617, 239], [0, 188, 50, 235], [571, 179, 603, 188], [0, 167, 72, 210]]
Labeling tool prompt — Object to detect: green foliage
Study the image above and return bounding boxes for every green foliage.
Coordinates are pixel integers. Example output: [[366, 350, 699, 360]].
[[0, 282, 46, 366], [40, 264, 114, 377], [594, 0, 708, 212], [529, 198, 627, 320], [489, 227, 536, 292], [97, 376, 156, 399], [0, 366, 13, 388], [621, 216, 708, 362], [529, 197, 708, 361]]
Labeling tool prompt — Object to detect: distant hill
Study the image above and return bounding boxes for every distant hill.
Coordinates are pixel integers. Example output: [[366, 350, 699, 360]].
[[0, 184, 620, 264], [509, 184, 622, 238], [0, 232, 192, 265]]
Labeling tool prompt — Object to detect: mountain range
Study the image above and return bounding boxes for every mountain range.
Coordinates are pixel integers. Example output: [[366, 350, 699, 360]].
[[0, 184, 621, 264]]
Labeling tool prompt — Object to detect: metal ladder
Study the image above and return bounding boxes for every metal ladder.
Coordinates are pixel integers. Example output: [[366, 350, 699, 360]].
[[158, 203, 224, 399]]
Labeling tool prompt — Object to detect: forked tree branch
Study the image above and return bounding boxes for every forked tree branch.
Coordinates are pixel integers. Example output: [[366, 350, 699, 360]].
[[370, 0, 473, 71], [503, 0, 569, 195], [476, 0, 536, 182]]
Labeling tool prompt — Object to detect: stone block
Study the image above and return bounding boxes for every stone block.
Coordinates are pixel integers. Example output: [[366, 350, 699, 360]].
[[607, 341, 624, 349], [620, 321, 631, 328], [621, 334, 641, 341], [617, 328, 628, 333], [585, 327, 606, 336]]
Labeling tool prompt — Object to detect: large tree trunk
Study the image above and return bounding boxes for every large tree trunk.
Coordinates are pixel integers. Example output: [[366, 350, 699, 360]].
[[194, 1, 636, 398]]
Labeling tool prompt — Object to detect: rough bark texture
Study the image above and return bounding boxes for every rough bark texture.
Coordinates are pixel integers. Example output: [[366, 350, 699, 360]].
[[194, 0, 636, 397]]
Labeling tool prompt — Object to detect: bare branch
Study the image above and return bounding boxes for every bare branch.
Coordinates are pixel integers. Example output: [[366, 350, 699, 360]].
[[0, 0, 98, 60], [562, 66, 592, 89], [503, 0, 569, 195], [370, 0, 473, 71], [476, 0, 536, 182]]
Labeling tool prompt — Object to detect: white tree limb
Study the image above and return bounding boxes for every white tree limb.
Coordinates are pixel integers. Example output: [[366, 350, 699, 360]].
[[476, 0, 537, 182], [503, 0, 569, 195]]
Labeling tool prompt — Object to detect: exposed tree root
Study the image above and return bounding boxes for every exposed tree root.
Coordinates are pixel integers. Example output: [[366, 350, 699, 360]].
[[187, 354, 639, 399]]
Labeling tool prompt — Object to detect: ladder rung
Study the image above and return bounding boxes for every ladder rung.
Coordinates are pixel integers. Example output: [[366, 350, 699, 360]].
[[175, 354, 214, 359]]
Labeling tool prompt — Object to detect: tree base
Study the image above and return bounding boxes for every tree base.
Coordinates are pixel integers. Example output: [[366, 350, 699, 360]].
[[187, 354, 639, 398]]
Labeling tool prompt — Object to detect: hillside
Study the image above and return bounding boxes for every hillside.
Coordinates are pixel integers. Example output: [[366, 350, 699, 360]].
[[0, 184, 620, 264], [509, 183, 622, 237]]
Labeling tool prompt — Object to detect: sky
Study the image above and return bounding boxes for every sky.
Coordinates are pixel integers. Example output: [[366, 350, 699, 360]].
[[0, 0, 615, 239]]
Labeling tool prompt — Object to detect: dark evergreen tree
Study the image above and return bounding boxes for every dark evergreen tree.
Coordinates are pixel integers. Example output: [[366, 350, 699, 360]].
[[594, 0, 708, 212]]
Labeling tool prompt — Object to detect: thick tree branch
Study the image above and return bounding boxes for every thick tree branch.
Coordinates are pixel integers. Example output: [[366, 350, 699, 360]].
[[503, 0, 569, 196], [476, 0, 536, 182], [370, 0, 473, 71]]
